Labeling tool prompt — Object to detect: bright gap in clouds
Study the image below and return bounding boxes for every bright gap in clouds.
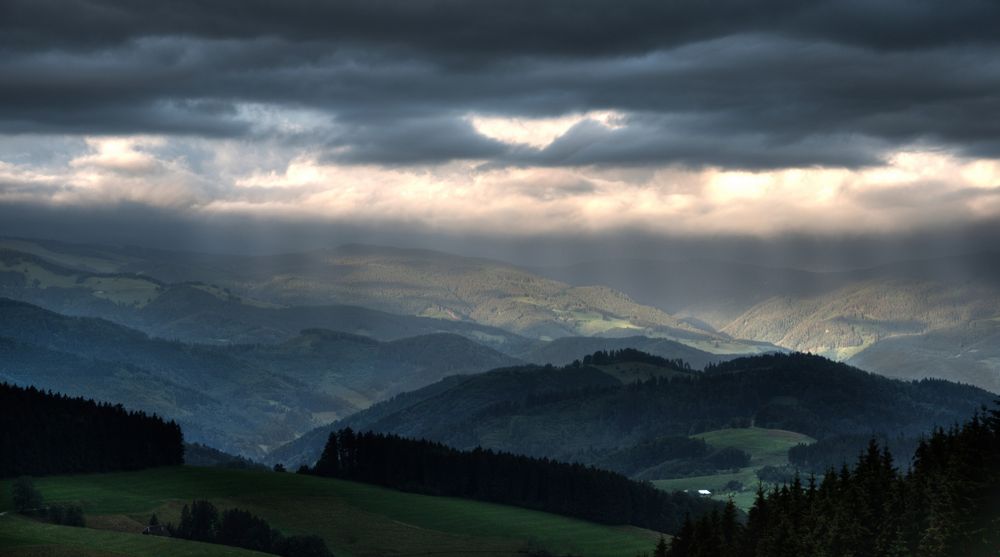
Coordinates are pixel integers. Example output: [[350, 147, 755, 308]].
[[467, 111, 625, 148], [3, 133, 1000, 238]]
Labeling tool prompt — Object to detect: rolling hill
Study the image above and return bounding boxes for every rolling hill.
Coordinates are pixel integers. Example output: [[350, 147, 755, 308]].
[[270, 352, 995, 471], [653, 427, 816, 509], [0, 298, 519, 457], [0, 467, 662, 557]]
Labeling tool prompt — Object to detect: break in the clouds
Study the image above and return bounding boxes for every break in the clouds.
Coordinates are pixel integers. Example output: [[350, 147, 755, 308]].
[[1, 0, 999, 243]]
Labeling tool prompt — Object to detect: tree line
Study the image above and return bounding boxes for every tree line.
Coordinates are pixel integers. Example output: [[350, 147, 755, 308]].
[[0, 382, 183, 477], [664, 403, 1000, 557], [10, 476, 85, 527], [575, 349, 692, 371], [168, 499, 333, 557], [788, 433, 922, 474], [300, 428, 718, 534], [583, 436, 750, 480]]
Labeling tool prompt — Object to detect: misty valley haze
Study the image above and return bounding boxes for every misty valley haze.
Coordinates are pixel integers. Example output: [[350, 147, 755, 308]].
[[1, 2, 999, 557]]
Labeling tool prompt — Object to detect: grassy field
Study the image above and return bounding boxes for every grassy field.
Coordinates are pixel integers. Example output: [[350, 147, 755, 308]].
[[653, 427, 815, 510], [0, 467, 661, 557], [0, 514, 270, 557]]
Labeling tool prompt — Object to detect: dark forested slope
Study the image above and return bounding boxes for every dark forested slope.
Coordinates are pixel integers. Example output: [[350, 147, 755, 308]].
[[272, 352, 994, 469], [0, 382, 183, 477]]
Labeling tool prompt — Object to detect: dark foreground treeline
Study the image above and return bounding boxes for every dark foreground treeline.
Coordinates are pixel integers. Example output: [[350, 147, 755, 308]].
[[302, 428, 717, 533], [667, 404, 1000, 557], [0, 382, 183, 477]]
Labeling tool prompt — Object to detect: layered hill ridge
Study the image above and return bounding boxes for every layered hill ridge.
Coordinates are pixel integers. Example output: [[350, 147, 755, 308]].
[[0, 244, 533, 351], [0, 238, 764, 353], [0, 298, 519, 457], [4, 235, 998, 393], [270, 351, 995, 470], [537, 254, 1000, 392]]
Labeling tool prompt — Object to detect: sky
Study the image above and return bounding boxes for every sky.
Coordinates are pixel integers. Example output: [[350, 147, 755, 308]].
[[1, 0, 999, 267]]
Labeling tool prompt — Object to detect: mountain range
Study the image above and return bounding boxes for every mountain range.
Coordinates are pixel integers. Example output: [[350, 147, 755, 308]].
[[537, 254, 1000, 392], [2, 234, 999, 466], [0, 238, 773, 354]]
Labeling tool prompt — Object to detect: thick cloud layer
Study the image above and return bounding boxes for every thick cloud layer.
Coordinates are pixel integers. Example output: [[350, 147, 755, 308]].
[[1, 0, 999, 258], [3, 0, 1000, 167]]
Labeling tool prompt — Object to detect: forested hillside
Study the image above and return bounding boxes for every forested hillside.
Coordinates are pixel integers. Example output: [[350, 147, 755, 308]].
[[0, 382, 183, 477], [272, 352, 995, 470], [304, 429, 718, 534]]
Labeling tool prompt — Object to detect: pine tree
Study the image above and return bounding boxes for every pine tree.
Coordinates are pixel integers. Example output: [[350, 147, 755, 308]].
[[668, 514, 694, 557], [654, 535, 669, 557], [719, 500, 741, 557]]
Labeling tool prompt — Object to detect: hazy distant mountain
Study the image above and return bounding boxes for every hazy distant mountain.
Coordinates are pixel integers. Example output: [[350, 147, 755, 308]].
[[537, 255, 1000, 392], [0, 298, 519, 456], [271, 352, 994, 469], [847, 319, 1000, 393], [0, 244, 533, 352], [7, 236, 997, 392], [227, 329, 520, 420], [0, 238, 747, 349], [534, 258, 842, 329]]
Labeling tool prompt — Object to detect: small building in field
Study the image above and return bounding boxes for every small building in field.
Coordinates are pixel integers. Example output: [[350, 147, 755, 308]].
[[142, 524, 169, 536], [697, 489, 712, 496]]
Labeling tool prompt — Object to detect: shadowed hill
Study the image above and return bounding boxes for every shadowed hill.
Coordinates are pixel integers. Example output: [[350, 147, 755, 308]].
[[270, 352, 994, 470], [0, 298, 519, 457]]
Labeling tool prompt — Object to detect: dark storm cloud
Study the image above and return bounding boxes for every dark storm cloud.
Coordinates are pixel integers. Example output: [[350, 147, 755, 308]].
[[1, 0, 999, 168], [4, 0, 999, 54]]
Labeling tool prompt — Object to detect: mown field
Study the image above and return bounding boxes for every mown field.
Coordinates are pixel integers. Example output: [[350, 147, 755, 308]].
[[653, 427, 815, 510], [0, 466, 661, 557]]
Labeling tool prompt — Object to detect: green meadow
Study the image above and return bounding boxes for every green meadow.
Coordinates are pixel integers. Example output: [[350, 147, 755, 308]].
[[653, 427, 815, 510], [0, 466, 661, 557]]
